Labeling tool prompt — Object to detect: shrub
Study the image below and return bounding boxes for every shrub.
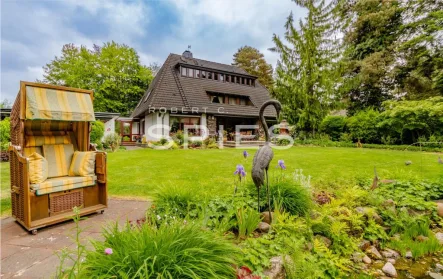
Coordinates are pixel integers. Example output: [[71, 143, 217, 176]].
[[378, 97, 443, 144], [347, 109, 380, 143], [154, 185, 198, 217], [159, 137, 168, 145], [81, 222, 238, 278], [90, 120, 104, 144], [236, 207, 261, 239], [103, 132, 121, 152], [251, 181, 312, 216], [271, 181, 312, 216], [0, 117, 10, 151], [190, 140, 202, 148], [320, 116, 346, 141], [206, 143, 219, 149]]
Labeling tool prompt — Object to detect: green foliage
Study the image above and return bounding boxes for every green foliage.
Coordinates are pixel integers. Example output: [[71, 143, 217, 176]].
[[341, 0, 402, 114], [0, 118, 10, 151], [154, 185, 197, 218], [320, 116, 346, 141], [41, 42, 153, 115], [271, 0, 341, 132], [378, 97, 443, 144], [346, 109, 380, 143], [372, 180, 443, 211], [103, 132, 121, 152], [232, 46, 273, 89], [81, 222, 238, 278], [387, 218, 442, 259], [394, 0, 443, 100], [236, 206, 261, 239], [270, 181, 312, 216], [90, 121, 104, 145]]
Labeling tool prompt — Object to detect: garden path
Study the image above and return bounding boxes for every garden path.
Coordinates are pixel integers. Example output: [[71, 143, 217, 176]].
[[1, 199, 149, 278]]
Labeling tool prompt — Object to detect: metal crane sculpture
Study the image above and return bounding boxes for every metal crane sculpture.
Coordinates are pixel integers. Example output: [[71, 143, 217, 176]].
[[252, 100, 282, 224]]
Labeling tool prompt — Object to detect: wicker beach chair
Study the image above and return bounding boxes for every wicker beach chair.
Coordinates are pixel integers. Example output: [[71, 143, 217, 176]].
[[9, 81, 107, 234]]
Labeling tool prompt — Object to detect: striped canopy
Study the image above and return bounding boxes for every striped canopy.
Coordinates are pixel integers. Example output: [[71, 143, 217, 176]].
[[25, 86, 95, 121]]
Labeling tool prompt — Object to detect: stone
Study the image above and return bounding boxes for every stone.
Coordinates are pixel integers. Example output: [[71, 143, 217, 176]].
[[387, 258, 396, 265], [435, 263, 443, 272], [435, 232, 443, 245], [263, 256, 287, 279], [382, 262, 397, 278], [381, 249, 400, 259], [261, 212, 274, 224], [416, 235, 429, 242], [352, 252, 364, 263], [359, 240, 371, 251], [405, 251, 413, 259], [315, 235, 332, 248], [427, 272, 443, 279], [362, 255, 372, 264], [390, 234, 401, 241], [257, 222, 271, 233], [383, 199, 396, 206], [366, 246, 383, 260], [437, 203, 443, 218], [355, 207, 384, 224]]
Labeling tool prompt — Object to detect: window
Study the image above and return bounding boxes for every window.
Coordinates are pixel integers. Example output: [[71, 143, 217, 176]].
[[201, 71, 206, 78], [231, 76, 235, 83], [208, 72, 213, 80], [229, 97, 236, 105], [211, 95, 223, 104], [188, 68, 194, 78], [242, 77, 246, 85], [225, 75, 230, 82], [240, 98, 246, 105], [196, 70, 201, 78], [181, 67, 187, 76], [236, 76, 240, 84], [214, 73, 219, 81], [220, 74, 224, 82]]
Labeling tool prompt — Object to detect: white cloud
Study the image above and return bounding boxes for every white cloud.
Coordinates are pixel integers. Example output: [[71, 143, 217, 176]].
[[1, 0, 306, 101]]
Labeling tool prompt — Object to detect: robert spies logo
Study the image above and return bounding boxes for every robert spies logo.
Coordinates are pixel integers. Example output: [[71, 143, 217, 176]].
[[145, 124, 294, 150]]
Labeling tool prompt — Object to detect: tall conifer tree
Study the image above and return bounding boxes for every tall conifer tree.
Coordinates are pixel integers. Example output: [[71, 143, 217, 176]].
[[271, 0, 341, 133]]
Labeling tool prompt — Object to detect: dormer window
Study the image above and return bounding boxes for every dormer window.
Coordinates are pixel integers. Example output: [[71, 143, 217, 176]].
[[179, 66, 255, 87]]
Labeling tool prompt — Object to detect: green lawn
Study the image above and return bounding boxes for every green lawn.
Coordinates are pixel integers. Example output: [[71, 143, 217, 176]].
[[1, 146, 442, 216]]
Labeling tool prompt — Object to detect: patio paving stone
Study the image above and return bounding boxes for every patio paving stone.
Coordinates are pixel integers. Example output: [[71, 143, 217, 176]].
[[0, 198, 149, 278]]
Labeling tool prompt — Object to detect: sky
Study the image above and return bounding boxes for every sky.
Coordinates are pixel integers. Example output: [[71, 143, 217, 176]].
[[1, 0, 306, 102]]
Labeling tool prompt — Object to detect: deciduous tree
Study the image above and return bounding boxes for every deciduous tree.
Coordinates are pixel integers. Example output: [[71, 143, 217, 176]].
[[41, 42, 153, 115]]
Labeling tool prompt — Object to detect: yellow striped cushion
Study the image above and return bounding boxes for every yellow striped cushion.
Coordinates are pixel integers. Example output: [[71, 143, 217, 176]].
[[69, 151, 96, 177], [28, 153, 48, 184], [25, 135, 71, 147], [23, 147, 43, 157], [42, 144, 74, 178], [31, 175, 96, 195]]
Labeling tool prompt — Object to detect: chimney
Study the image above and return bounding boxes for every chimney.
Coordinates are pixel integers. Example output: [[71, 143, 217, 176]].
[[182, 49, 193, 59]]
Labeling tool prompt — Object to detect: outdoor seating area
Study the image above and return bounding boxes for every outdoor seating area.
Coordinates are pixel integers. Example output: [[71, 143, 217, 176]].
[[8, 82, 107, 234]]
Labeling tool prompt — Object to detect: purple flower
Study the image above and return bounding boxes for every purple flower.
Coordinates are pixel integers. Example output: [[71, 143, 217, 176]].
[[277, 160, 286, 170], [234, 164, 246, 177], [104, 248, 113, 255], [243, 150, 249, 159]]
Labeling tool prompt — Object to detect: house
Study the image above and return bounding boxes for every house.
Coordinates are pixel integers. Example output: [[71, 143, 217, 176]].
[[128, 50, 276, 143]]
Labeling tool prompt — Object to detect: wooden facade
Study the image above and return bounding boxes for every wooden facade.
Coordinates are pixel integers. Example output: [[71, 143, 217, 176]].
[[9, 81, 107, 234]]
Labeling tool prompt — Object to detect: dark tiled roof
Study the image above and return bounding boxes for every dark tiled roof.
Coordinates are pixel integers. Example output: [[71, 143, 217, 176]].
[[131, 53, 275, 118]]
